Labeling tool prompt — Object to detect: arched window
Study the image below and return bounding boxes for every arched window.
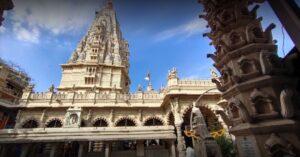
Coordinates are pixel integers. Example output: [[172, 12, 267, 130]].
[[22, 120, 38, 128], [46, 119, 62, 128], [144, 118, 163, 126], [116, 118, 136, 127], [93, 119, 108, 127]]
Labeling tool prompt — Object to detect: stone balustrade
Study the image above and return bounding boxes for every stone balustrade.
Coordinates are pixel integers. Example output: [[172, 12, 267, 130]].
[[0, 126, 176, 143], [178, 79, 214, 86]]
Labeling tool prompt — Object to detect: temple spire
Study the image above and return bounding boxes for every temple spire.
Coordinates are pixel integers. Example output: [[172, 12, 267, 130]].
[[106, 0, 113, 8]]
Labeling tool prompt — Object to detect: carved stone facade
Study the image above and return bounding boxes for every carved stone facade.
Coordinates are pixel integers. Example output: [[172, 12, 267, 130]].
[[0, 1, 225, 157], [200, 0, 300, 156]]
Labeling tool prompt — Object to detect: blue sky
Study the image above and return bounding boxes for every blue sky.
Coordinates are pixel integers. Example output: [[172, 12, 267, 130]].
[[0, 0, 295, 93]]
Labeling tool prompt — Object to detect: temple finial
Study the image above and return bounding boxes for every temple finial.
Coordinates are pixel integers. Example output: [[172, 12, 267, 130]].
[[106, 0, 113, 8]]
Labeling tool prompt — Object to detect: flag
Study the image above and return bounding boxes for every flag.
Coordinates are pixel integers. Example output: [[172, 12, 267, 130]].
[[144, 72, 150, 81]]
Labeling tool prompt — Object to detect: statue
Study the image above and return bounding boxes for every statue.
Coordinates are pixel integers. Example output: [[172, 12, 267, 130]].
[[137, 84, 143, 92], [48, 84, 55, 93], [70, 114, 78, 124], [210, 68, 218, 79]]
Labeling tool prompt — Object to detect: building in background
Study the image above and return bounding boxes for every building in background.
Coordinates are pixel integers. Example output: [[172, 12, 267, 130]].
[[0, 1, 226, 157], [0, 59, 30, 129]]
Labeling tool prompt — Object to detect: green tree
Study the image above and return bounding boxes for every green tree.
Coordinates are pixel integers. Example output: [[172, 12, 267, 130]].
[[215, 135, 236, 157]]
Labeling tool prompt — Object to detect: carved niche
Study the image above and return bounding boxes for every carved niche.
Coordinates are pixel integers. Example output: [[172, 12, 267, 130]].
[[265, 133, 296, 157], [64, 107, 82, 128], [259, 51, 286, 75], [237, 56, 260, 80], [228, 98, 252, 124], [224, 31, 246, 50], [217, 9, 234, 24], [246, 19, 266, 43], [249, 88, 278, 119]]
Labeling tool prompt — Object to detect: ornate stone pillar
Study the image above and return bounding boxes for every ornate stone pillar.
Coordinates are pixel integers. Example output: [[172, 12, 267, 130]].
[[20, 144, 30, 157], [168, 140, 176, 157], [175, 125, 185, 157], [105, 142, 111, 157], [171, 97, 185, 157], [78, 142, 85, 157], [199, 0, 300, 156], [49, 143, 58, 157], [136, 140, 144, 157], [0, 145, 8, 157]]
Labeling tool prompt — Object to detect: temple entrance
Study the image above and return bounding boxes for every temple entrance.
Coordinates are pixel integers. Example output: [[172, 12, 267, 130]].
[[181, 106, 223, 148]]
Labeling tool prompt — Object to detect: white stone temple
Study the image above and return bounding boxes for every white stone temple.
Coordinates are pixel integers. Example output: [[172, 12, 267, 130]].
[[0, 1, 227, 157]]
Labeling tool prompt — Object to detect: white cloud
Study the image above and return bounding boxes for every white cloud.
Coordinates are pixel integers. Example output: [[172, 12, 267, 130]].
[[9, 0, 101, 42], [13, 23, 40, 43], [154, 18, 208, 41], [0, 26, 6, 33]]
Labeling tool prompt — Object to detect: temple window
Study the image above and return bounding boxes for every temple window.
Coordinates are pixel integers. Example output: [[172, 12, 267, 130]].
[[93, 119, 108, 127], [46, 119, 62, 128], [144, 118, 163, 126], [116, 118, 136, 127], [22, 119, 38, 128]]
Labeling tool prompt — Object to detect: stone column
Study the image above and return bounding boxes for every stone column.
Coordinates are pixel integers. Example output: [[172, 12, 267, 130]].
[[78, 142, 87, 157], [199, 0, 300, 156], [0, 145, 8, 157], [136, 140, 144, 157], [20, 144, 30, 157], [49, 143, 58, 157], [169, 140, 176, 157], [175, 125, 185, 157], [105, 142, 111, 157]]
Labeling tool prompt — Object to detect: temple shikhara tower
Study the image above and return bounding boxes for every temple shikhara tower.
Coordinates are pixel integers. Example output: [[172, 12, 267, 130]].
[[0, 1, 227, 157], [58, 0, 130, 94]]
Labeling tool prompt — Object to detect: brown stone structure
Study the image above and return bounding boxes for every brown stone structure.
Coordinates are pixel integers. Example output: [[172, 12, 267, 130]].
[[0, 0, 14, 26], [199, 0, 300, 156]]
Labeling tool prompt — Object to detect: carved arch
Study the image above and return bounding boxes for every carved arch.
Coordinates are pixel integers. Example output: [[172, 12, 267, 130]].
[[45, 118, 63, 128], [238, 57, 259, 75], [92, 117, 109, 127], [143, 117, 164, 126], [115, 117, 137, 127], [22, 118, 39, 128]]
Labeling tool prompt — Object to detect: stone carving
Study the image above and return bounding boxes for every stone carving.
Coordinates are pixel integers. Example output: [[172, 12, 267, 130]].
[[216, 110, 233, 127], [109, 109, 115, 123], [168, 67, 177, 78], [64, 107, 82, 127], [170, 98, 183, 125], [47, 84, 55, 93], [87, 109, 92, 121], [211, 78, 226, 92], [228, 98, 253, 123], [210, 68, 218, 79], [250, 88, 277, 118], [280, 88, 295, 118], [78, 51, 86, 61], [265, 133, 296, 157], [238, 57, 258, 75]]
